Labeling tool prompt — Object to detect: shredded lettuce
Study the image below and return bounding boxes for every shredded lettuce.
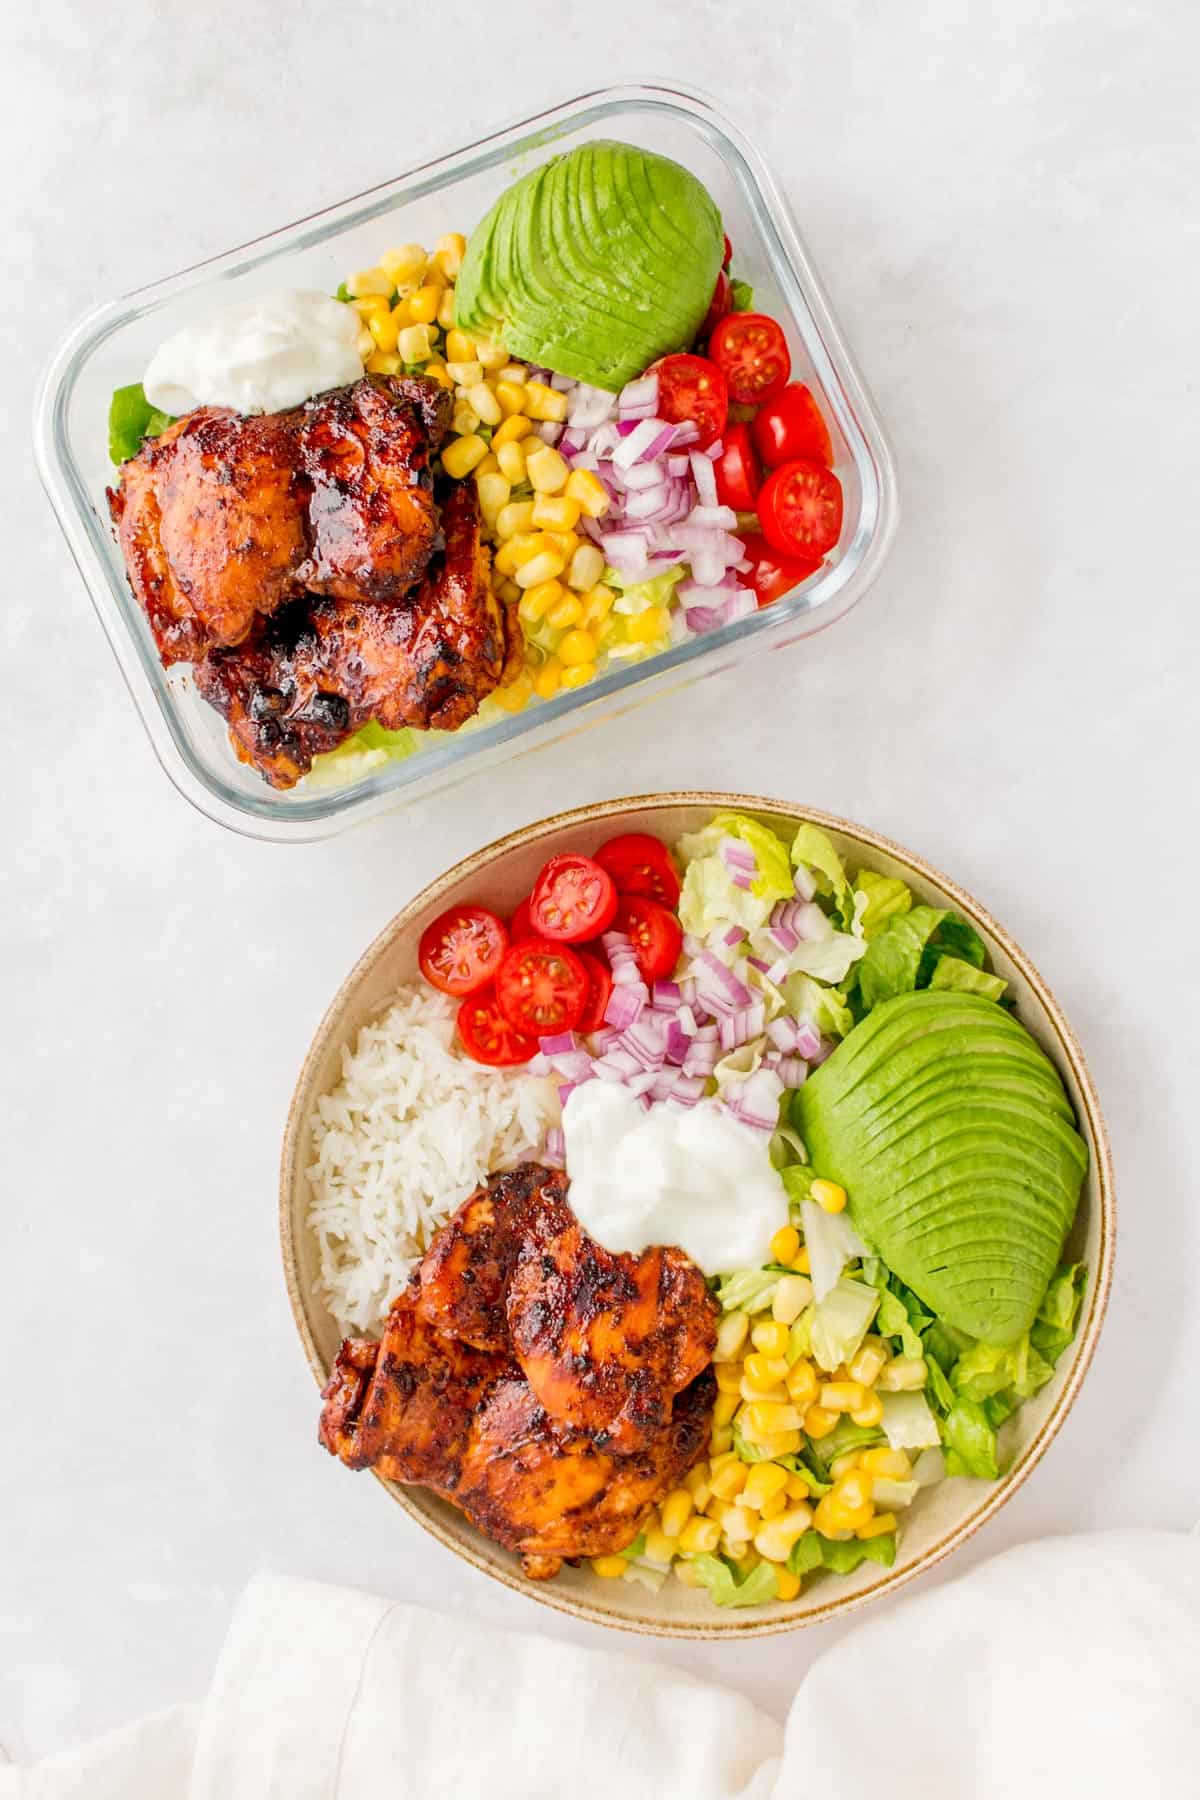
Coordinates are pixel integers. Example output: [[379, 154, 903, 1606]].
[[690, 1555, 780, 1607], [809, 1276, 879, 1371], [716, 1267, 780, 1313], [108, 382, 175, 465], [928, 956, 1008, 1001], [789, 1531, 897, 1577], [790, 823, 855, 928], [854, 905, 990, 1010], [307, 720, 419, 789], [809, 1416, 886, 1470], [879, 1391, 942, 1452], [801, 1204, 870, 1305], [788, 932, 867, 985], [853, 869, 913, 939], [785, 972, 855, 1041], [678, 854, 773, 937], [940, 1398, 1001, 1479], [605, 563, 686, 613]]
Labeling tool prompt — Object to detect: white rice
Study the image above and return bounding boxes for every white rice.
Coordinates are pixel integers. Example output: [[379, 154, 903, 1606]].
[[306, 984, 561, 1336]]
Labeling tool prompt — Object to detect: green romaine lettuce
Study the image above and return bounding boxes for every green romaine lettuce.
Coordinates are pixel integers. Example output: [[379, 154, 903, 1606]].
[[788, 932, 867, 985], [854, 906, 990, 1010], [879, 1391, 942, 1452], [108, 383, 175, 465], [784, 973, 855, 1041], [790, 823, 854, 928], [929, 956, 1008, 1001], [307, 720, 419, 789], [853, 869, 913, 939], [730, 278, 754, 312], [940, 1398, 1001, 1479], [690, 1555, 780, 1607], [715, 1268, 780, 1313], [809, 1277, 879, 1372], [788, 1531, 897, 1577]]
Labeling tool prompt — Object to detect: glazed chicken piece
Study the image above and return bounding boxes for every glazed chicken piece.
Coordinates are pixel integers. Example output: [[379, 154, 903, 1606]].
[[414, 1164, 718, 1454], [108, 374, 451, 667], [320, 1294, 714, 1580], [195, 479, 508, 786]]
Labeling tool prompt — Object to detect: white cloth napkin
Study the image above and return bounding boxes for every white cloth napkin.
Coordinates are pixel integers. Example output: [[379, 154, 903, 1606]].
[[5, 1531, 1198, 1798]]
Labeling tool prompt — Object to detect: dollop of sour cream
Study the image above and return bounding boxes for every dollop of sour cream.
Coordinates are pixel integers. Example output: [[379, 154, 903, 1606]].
[[561, 1082, 789, 1276], [143, 289, 364, 416]]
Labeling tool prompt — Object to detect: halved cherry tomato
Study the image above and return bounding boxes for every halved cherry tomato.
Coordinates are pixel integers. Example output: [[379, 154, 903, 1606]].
[[529, 854, 618, 943], [418, 905, 508, 997], [509, 897, 538, 943], [722, 233, 732, 269], [708, 313, 791, 405], [495, 939, 589, 1035], [738, 530, 823, 607], [613, 896, 684, 985], [700, 269, 732, 344], [751, 383, 833, 469], [595, 833, 682, 907], [457, 985, 538, 1066], [655, 353, 729, 450], [712, 422, 761, 513], [576, 950, 614, 1034], [758, 459, 844, 559]]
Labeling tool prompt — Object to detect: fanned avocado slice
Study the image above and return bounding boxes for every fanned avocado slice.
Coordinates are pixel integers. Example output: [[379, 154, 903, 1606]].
[[795, 992, 1088, 1343]]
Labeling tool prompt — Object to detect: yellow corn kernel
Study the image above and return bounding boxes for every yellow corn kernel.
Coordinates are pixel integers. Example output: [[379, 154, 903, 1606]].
[[444, 328, 475, 365], [803, 1403, 839, 1441], [715, 1361, 745, 1395], [531, 493, 582, 531], [466, 382, 502, 428], [581, 582, 616, 624], [533, 658, 562, 700], [755, 1430, 804, 1458], [709, 1459, 751, 1502], [452, 401, 481, 438], [848, 1337, 889, 1387], [447, 360, 484, 388], [524, 381, 569, 422], [624, 606, 670, 644], [744, 1354, 789, 1389], [759, 1491, 788, 1520], [661, 1490, 695, 1539], [367, 308, 402, 353], [709, 1424, 734, 1455], [877, 1356, 929, 1392], [772, 1274, 814, 1325], [564, 544, 604, 593], [508, 531, 552, 566], [408, 285, 441, 324], [475, 452, 500, 476], [850, 1389, 884, 1428], [714, 1311, 751, 1362], [753, 1507, 814, 1562], [476, 471, 511, 526], [770, 1224, 801, 1265], [784, 1359, 819, 1408], [347, 266, 394, 298], [726, 1546, 762, 1579], [644, 1526, 679, 1564], [396, 323, 434, 363], [441, 434, 489, 480], [543, 529, 581, 561], [678, 1515, 722, 1556], [495, 440, 527, 485], [495, 500, 536, 542], [356, 325, 376, 358], [379, 243, 427, 285], [782, 1474, 810, 1504], [518, 579, 564, 623], [545, 592, 584, 629], [673, 1560, 703, 1588], [492, 542, 522, 577], [436, 287, 457, 330], [775, 1567, 802, 1601], [526, 445, 570, 494], [365, 350, 402, 375], [810, 1179, 848, 1214], [493, 413, 534, 447], [740, 1375, 787, 1406], [590, 1555, 628, 1578], [682, 1465, 710, 1506], [558, 628, 597, 667], [744, 1401, 804, 1438], [829, 1450, 863, 1480], [831, 1470, 874, 1517], [712, 1390, 741, 1430], [350, 293, 390, 321], [475, 339, 508, 371], [563, 467, 611, 519], [423, 361, 454, 390], [821, 1381, 869, 1414], [860, 1447, 913, 1481], [493, 674, 532, 713], [498, 578, 522, 604], [742, 1462, 790, 1511], [717, 1504, 757, 1544], [498, 363, 529, 385], [791, 1246, 812, 1274], [751, 1319, 791, 1359], [494, 380, 528, 417], [518, 551, 568, 590], [433, 231, 467, 278], [857, 1512, 898, 1541]]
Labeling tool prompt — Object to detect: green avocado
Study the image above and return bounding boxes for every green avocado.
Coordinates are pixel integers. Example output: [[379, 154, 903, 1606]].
[[456, 140, 724, 391], [794, 992, 1088, 1344]]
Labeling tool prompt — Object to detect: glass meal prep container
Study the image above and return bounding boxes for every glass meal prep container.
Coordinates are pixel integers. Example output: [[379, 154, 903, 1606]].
[[35, 82, 898, 842]]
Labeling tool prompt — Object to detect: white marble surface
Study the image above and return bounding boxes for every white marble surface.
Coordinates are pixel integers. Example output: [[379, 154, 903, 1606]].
[[4, 0, 1199, 1761]]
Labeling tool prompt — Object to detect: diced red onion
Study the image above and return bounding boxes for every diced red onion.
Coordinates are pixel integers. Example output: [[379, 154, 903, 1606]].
[[810, 1036, 835, 1067], [604, 985, 645, 1031], [720, 838, 757, 874], [532, 420, 563, 445], [726, 1067, 785, 1131], [594, 1047, 641, 1079], [591, 1026, 619, 1053], [613, 418, 677, 471], [766, 1017, 799, 1053], [665, 1019, 693, 1064], [722, 925, 747, 946], [748, 955, 772, 975], [795, 1020, 823, 1060], [776, 1057, 809, 1089], [539, 1030, 581, 1056], [768, 924, 800, 954], [626, 1071, 658, 1097], [689, 451, 718, 508], [793, 864, 818, 902], [543, 1126, 566, 1165], [670, 1074, 709, 1104], [618, 374, 659, 415], [652, 980, 682, 1011], [766, 956, 791, 986], [671, 420, 700, 446], [549, 371, 574, 392]]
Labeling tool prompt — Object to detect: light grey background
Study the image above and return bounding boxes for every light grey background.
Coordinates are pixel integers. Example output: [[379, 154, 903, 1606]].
[[4, 0, 1198, 1760]]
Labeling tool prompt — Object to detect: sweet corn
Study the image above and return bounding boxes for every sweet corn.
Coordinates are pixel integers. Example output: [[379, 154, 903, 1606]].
[[739, 1374, 787, 1405], [379, 243, 428, 285], [564, 467, 611, 518], [714, 1311, 751, 1362], [744, 1354, 789, 1389], [821, 1381, 869, 1414], [558, 628, 597, 667], [804, 1404, 839, 1440], [583, 584, 617, 625], [475, 471, 511, 526], [475, 339, 508, 371], [751, 1320, 791, 1359], [515, 553, 569, 591], [444, 329, 475, 364], [524, 381, 569, 422], [752, 1430, 803, 1458], [356, 326, 376, 358], [347, 266, 394, 298], [533, 658, 562, 700], [772, 1274, 814, 1325], [770, 1224, 801, 1265], [754, 1507, 814, 1562], [365, 350, 403, 376], [715, 1362, 745, 1395], [437, 288, 457, 330], [644, 1526, 679, 1564], [350, 293, 390, 321], [717, 1504, 756, 1544], [785, 1359, 819, 1408], [493, 673, 533, 713], [495, 440, 527, 485], [850, 1389, 884, 1427], [682, 1466, 711, 1508], [727, 1546, 762, 1579], [759, 1490, 788, 1520], [452, 401, 481, 438], [712, 1390, 740, 1428], [495, 500, 536, 541], [810, 1179, 848, 1214], [830, 1450, 864, 1480], [493, 413, 533, 448], [476, 452, 500, 476], [673, 1560, 703, 1588], [492, 542, 521, 577], [848, 1337, 889, 1387], [678, 1516, 721, 1556], [546, 591, 584, 629], [447, 360, 484, 387], [408, 285, 441, 324], [367, 308, 402, 353], [498, 363, 528, 385], [857, 1512, 898, 1541], [494, 380, 528, 417], [397, 323, 434, 363], [786, 1472, 814, 1501], [518, 579, 563, 623], [423, 361, 454, 390], [433, 232, 467, 278], [544, 529, 581, 560], [565, 545, 605, 593], [467, 382, 502, 427], [743, 1401, 803, 1438], [497, 577, 522, 604], [742, 1462, 790, 1511], [526, 445, 570, 494], [709, 1424, 734, 1455], [531, 494, 582, 532], [560, 660, 598, 690], [860, 1447, 913, 1480], [775, 1567, 803, 1601], [877, 1356, 928, 1391], [590, 1556, 629, 1578], [709, 1458, 751, 1503], [625, 606, 670, 643], [442, 434, 489, 480], [830, 1470, 874, 1522], [791, 1246, 812, 1274]]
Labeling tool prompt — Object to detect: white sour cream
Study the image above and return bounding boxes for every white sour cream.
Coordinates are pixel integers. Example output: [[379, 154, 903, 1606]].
[[561, 1082, 789, 1276], [143, 289, 364, 416]]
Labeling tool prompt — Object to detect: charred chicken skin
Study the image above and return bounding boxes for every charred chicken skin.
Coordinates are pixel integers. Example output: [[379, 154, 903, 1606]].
[[321, 1163, 718, 1579]]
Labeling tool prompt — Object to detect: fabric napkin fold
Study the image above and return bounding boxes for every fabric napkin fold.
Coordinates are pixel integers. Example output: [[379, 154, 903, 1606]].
[[5, 1530, 1199, 1798]]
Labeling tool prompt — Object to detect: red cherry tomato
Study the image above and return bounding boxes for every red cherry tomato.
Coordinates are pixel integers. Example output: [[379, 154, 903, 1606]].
[[708, 313, 791, 405], [655, 353, 729, 450], [738, 531, 824, 606], [594, 833, 682, 907], [751, 383, 833, 469], [494, 939, 589, 1035], [699, 270, 732, 344], [456, 985, 539, 1066], [576, 951, 614, 1034], [758, 459, 844, 559], [722, 233, 732, 270], [712, 422, 761, 513], [529, 853, 618, 943], [613, 897, 684, 985], [508, 898, 538, 943], [418, 905, 508, 997]]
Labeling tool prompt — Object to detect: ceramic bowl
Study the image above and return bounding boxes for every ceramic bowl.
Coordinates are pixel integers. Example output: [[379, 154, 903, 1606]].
[[280, 792, 1114, 1638]]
